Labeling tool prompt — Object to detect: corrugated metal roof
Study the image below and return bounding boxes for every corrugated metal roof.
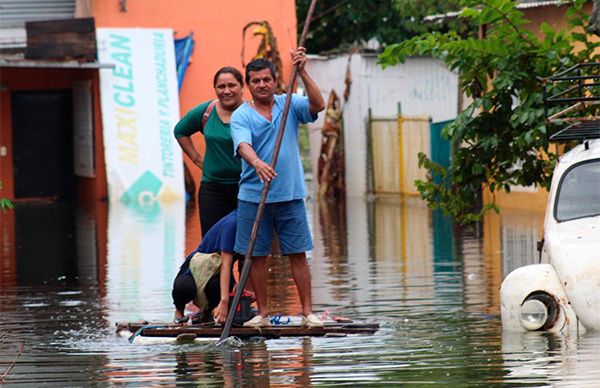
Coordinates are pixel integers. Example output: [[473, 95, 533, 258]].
[[424, 0, 565, 21], [517, 0, 563, 9], [0, 0, 77, 49], [0, 0, 76, 28]]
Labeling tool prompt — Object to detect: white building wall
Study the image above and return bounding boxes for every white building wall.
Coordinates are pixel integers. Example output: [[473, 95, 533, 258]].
[[306, 53, 459, 198]]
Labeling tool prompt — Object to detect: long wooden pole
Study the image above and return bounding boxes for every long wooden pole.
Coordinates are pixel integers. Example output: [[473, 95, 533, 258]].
[[218, 0, 319, 344]]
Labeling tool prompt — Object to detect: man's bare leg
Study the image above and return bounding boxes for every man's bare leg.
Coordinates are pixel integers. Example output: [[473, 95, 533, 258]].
[[249, 255, 269, 317], [289, 252, 313, 317]]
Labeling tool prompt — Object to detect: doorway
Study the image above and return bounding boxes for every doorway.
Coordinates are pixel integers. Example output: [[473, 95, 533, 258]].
[[11, 90, 75, 200]]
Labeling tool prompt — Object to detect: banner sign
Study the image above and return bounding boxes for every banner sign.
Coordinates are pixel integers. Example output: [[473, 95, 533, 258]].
[[97, 28, 183, 204]]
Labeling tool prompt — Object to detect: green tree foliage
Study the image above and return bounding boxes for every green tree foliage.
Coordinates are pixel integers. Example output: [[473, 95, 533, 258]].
[[296, 0, 468, 53], [378, 0, 599, 223]]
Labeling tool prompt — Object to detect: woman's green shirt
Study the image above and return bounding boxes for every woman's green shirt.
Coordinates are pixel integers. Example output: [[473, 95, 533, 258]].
[[174, 101, 241, 184]]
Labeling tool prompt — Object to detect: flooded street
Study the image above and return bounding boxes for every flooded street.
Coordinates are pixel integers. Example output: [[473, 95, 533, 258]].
[[1, 195, 600, 386]]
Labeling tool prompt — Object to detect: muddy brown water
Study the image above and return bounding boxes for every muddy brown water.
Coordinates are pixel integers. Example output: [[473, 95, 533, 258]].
[[1, 196, 599, 386]]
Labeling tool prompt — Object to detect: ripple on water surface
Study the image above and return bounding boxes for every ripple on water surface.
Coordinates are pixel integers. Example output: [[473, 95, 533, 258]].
[[1, 200, 600, 386]]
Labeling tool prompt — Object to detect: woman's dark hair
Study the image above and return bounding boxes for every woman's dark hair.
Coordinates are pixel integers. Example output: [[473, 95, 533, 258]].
[[213, 66, 244, 87], [245, 58, 277, 84]]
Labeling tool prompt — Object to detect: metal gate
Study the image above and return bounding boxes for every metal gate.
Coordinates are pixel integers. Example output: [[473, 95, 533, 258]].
[[0, 0, 75, 28], [367, 108, 431, 196]]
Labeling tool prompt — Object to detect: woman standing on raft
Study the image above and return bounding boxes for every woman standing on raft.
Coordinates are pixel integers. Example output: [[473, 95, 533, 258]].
[[174, 67, 244, 235]]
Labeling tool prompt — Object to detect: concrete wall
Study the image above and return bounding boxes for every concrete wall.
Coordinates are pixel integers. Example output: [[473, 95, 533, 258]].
[[306, 53, 459, 198]]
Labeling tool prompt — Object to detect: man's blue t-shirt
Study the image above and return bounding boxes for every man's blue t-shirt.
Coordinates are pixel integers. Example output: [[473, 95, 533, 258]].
[[196, 210, 237, 254], [230, 94, 317, 203]]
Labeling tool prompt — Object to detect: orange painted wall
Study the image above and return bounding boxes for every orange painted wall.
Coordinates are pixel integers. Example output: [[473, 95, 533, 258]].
[[0, 209, 16, 288], [0, 89, 16, 271], [523, 3, 593, 38], [0, 89, 14, 200], [92, 0, 299, 189], [524, 3, 597, 54]]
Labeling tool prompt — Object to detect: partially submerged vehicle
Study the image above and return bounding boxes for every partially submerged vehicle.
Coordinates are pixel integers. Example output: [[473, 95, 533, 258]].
[[501, 140, 600, 333], [500, 63, 600, 333]]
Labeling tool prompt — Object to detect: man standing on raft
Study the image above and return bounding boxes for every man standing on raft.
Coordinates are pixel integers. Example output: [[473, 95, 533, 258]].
[[231, 48, 326, 328]]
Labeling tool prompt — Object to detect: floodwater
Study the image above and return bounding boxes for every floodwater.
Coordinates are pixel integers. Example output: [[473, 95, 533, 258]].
[[1, 194, 599, 386]]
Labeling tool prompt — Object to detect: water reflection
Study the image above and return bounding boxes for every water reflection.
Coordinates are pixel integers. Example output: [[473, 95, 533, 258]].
[[104, 200, 185, 323], [15, 201, 77, 284], [0, 201, 107, 286], [0, 195, 598, 385], [502, 331, 600, 385]]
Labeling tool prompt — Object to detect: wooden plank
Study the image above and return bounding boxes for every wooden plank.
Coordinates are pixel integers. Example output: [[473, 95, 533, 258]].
[[123, 321, 380, 339], [25, 18, 95, 34], [140, 327, 378, 339], [25, 18, 97, 61], [125, 321, 381, 332], [142, 327, 378, 339], [28, 33, 97, 50]]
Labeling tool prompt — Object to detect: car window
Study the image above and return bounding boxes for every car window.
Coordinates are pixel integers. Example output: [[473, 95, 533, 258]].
[[555, 159, 600, 222]]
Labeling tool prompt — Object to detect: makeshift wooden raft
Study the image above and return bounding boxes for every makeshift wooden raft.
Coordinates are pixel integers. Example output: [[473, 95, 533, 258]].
[[119, 318, 379, 340]]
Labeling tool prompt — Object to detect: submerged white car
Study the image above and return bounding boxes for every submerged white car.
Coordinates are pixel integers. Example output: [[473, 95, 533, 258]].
[[501, 139, 600, 333]]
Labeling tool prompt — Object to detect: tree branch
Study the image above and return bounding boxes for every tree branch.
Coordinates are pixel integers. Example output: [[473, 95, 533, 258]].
[[482, 3, 536, 47]]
